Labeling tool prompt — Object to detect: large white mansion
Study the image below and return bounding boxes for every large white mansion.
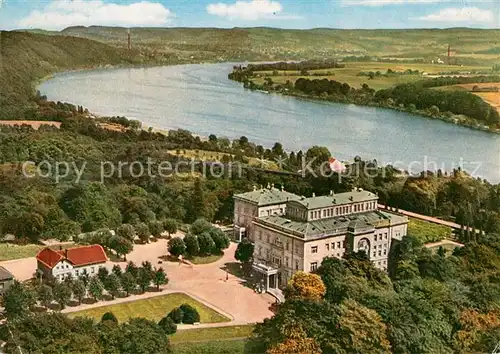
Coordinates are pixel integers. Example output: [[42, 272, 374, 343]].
[[234, 185, 408, 290]]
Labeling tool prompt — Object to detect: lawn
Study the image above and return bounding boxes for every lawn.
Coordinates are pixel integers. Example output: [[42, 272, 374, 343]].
[[172, 339, 261, 354], [0, 243, 44, 261], [187, 254, 224, 265], [68, 292, 231, 324], [408, 217, 452, 244], [170, 325, 255, 343], [252, 62, 490, 90]]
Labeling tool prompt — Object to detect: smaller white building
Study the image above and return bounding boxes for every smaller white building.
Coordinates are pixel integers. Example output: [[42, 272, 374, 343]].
[[36, 245, 108, 281]]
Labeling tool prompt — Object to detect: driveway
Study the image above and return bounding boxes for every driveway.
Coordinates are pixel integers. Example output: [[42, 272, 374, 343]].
[[1, 240, 274, 326]]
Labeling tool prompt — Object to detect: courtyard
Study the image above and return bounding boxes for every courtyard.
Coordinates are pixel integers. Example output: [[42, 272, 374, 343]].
[[0, 239, 275, 326]]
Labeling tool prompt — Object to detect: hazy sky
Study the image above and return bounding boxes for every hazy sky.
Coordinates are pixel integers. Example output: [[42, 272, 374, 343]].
[[0, 0, 499, 30]]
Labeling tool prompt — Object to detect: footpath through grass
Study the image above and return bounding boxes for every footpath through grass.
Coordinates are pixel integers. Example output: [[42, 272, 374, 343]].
[[68, 292, 230, 324]]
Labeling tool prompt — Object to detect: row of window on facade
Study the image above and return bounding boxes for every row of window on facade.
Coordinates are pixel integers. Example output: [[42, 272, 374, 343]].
[[311, 240, 346, 253], [258, 248, 302, 271], [309, 201, 377, 221], [374, 233, 388, 241]]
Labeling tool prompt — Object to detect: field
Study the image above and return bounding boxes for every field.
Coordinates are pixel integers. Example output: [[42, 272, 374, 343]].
[[68, 292, 231, 323], [0, 243, 44, 261], [408, 217, 452, 244], [436, 82, 500, 113], [252, 62, 490, 90]]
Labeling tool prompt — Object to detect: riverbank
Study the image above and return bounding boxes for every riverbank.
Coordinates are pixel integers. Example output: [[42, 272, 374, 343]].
[[228, 65, 500, 135], [278, 89, 500, 135]]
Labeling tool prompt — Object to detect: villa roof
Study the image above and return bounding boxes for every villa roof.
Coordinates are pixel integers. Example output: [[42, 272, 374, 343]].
[[254, 210, 407, 240], [36, 245, 107, 269], [290, 190, 378, 210], [234, 186, 301, 206]]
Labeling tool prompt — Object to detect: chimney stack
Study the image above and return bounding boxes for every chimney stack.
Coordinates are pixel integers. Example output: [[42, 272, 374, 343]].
[[127, 29, 131, 51]]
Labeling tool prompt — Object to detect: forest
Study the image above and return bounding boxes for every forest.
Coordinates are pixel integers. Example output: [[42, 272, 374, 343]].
[[1, 98, 499, 245]]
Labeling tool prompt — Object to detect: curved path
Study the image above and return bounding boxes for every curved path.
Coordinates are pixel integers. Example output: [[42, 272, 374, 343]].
[[1, 240, 275, 327]]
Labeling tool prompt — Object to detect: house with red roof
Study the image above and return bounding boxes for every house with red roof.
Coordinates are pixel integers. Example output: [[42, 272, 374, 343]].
[[36, 245, 108, 281]]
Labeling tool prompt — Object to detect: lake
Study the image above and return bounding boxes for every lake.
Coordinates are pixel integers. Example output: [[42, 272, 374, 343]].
[[39, 63, 500, 182]]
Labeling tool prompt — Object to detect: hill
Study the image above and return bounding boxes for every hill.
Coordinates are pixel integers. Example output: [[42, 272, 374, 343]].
[[58, 26, 500, 65], [0, 31, 148, 120]]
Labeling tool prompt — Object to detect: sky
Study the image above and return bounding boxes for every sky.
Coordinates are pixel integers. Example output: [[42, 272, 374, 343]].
[[0, 0, 498, 30]]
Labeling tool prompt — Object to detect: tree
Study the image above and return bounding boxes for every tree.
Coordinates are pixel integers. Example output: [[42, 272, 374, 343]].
[[101, 311, 118, 324], [235, 238, 255, 264], [284, 272, 326, 301], [189, 178, 206, 221], [209, 228, 230, 253], [197, 232, 215, 255], [153, 268, 168, 291], [112, 264, 123, 278], [53, 282, 72, 309], [104, 273, 121, 300], [121, 272, 136, 296], [72, 279, 87, 305], [267, 324, 322, 354], [117, 318, 171, 354], [88, 277, 104, 301], [184, 233, 200, 256], [180, 304, 200, 324], [167, 307, 184, 324], [148, 220, 164, 238], [60, 183, 121, 232], [163, 218, 178, 237], [116, 223, 135, 241], [305, 146, 331, 168], [97, 267, 109, 283], [137, 267, 152, 293], [79, 269, 90, 287], [135, 222, 150, 243], [125, 261, 139, 278], [158, 316, 177, 335], [333, 299, 391, 354], [190, 218, 212, 235], [109, 235, 133, 260], [38, 284, 53, 308], [168, 237, 186, 257]]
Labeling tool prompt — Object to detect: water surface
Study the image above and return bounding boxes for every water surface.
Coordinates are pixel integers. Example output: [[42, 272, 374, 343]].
[[39, 63, 500, 182]]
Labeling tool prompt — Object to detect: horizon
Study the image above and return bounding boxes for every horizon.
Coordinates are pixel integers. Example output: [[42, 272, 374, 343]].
[[0, 0, 499, 31], [8, 25, 500, 32]]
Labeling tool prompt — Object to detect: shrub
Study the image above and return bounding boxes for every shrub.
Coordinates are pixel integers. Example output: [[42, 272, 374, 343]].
[[158, 316, 177, 334], [180, 304, 200, 324], [168, 237, 186, 257], [184, 233, 200, 256], [101, 312, 118, 324], [167, 307, 184, 324]]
